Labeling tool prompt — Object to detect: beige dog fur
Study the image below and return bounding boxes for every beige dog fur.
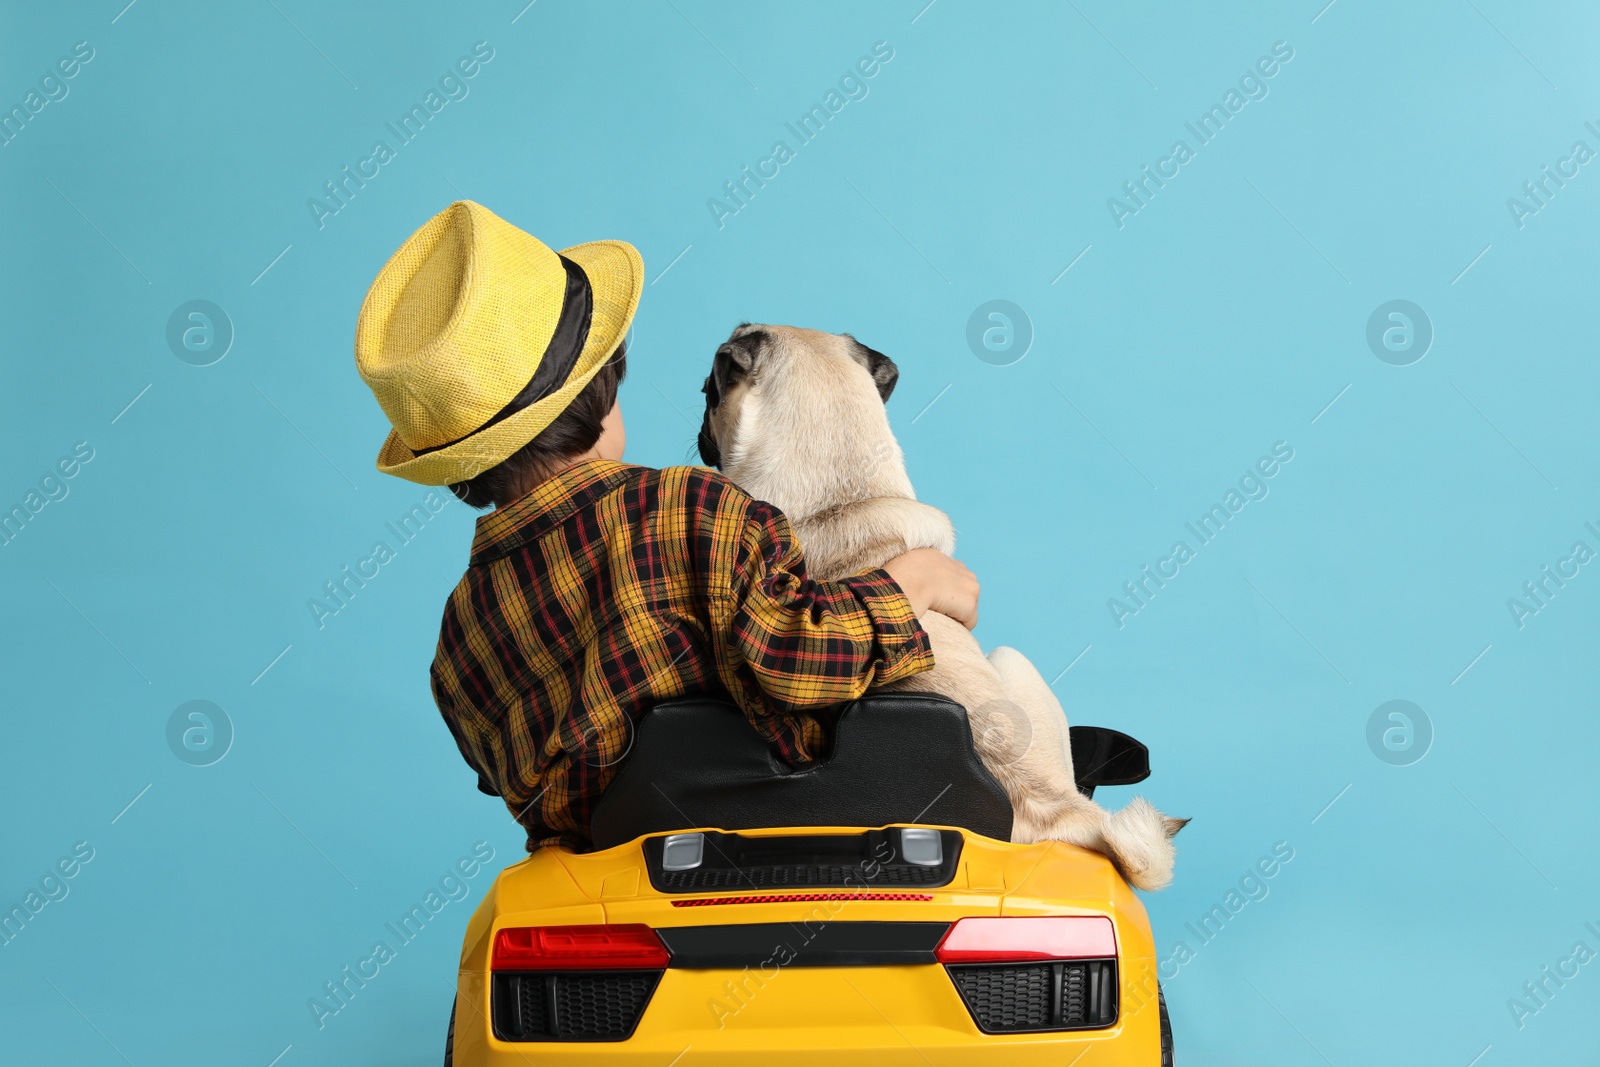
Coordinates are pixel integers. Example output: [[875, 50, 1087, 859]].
[[698, 324, 1183, 891]]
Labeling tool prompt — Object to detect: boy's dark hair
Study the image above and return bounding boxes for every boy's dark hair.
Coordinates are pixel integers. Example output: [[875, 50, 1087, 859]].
[[449, 342, 627, 509]]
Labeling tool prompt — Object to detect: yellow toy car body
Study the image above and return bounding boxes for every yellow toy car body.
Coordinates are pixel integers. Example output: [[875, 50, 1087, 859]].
[[446, 693, 1173, 1065]]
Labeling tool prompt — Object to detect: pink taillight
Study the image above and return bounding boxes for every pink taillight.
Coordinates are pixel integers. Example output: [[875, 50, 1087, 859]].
[[491, 924, 670, 971], [934, 916, 1117, 963]]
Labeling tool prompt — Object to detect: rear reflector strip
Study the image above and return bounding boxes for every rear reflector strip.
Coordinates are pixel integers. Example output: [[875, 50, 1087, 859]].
[[936, 916, 1117, 963], [671, 892, 934, 907]]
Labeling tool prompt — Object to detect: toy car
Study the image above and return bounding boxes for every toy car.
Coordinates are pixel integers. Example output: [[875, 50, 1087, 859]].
[[447, 693, 1175, 1065]]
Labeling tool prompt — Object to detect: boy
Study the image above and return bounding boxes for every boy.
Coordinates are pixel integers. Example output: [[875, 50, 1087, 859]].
[[355, 201, 979, 852]]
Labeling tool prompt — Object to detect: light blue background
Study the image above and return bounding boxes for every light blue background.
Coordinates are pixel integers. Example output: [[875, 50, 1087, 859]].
[[3, 1, 1596, 1064]]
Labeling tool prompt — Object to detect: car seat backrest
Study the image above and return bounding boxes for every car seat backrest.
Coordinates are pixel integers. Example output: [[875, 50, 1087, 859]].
[[588, 692, 1014, 850]]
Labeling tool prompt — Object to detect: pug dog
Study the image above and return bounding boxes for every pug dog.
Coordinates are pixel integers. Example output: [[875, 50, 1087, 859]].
[[698, 324, 1184, 890]]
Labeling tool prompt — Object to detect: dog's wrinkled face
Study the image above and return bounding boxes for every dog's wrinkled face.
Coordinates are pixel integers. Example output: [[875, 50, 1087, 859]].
[[698, 323, 898, 469]]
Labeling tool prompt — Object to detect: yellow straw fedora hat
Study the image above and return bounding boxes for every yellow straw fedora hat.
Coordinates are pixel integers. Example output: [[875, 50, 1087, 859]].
[[355, 200, 643, 485]]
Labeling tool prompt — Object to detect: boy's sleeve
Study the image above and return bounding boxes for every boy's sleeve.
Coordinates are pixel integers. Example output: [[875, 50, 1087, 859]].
[[707, 494, 935, 714], [430, 632, 504, 798]]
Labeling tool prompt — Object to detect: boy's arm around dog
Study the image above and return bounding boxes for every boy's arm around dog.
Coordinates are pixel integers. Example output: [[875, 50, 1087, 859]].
[[697, 475, 937, 717]]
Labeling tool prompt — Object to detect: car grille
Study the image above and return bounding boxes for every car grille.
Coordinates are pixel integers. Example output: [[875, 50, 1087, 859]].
[[492, 971, 661, 1042], [658, 862, 948, 890], [948, 960, 1118, 1033], [642, 829, 963, 894]]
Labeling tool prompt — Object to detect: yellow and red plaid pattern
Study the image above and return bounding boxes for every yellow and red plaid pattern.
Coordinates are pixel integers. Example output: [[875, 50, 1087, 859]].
[[430, 460, 934, 852]]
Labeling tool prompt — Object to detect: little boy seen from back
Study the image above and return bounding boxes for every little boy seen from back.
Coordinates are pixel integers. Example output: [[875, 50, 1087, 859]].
[[354, 202, 979, 852]]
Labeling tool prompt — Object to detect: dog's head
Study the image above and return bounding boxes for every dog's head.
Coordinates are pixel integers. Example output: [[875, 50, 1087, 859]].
[[698, 324, 907, 516]]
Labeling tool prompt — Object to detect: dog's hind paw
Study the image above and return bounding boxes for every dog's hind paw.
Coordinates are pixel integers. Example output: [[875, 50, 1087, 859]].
[[1102, 796, 1184, 892]]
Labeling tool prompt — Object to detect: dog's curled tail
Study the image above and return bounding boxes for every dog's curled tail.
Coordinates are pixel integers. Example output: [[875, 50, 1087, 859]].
[[1100, 796, 1188, 892]]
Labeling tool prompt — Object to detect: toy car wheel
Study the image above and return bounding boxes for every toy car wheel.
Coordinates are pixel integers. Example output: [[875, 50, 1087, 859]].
[[1159, 982, 1174, 1066], [442, 1000, 454, 1067]]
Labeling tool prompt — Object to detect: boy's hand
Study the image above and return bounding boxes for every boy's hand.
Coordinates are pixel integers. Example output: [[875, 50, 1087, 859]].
[[884, 548, 980, 629]]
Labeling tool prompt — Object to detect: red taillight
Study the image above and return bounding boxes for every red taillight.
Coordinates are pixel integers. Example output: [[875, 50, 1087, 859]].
[[491, 924, 670, 971], [934, 916, 1117, 963]]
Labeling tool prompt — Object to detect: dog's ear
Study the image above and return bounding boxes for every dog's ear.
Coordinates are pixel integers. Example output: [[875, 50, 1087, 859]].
[[849, 338, 899, 403], [712, 331, 762, 398], [699, 329, 764, 468]]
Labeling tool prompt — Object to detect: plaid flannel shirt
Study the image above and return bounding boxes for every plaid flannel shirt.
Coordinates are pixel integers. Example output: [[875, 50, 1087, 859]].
[[430, 460, 935, 852]]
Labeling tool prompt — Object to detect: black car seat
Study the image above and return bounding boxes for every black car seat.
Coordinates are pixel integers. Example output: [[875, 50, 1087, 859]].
[[588, 692, 1150, 851]]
